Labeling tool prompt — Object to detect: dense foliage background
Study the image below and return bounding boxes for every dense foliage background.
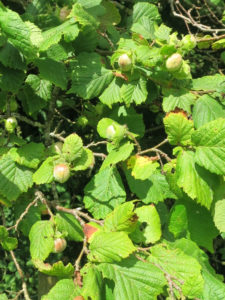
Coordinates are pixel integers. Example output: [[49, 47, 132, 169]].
[[0, 0, 225, 299]]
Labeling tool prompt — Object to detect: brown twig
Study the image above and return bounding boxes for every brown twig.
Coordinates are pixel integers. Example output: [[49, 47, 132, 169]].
[[7, 197, 39, 231], [196, 33, 225, 43], [169, 0, 225, 33], [35, 191, 54, 220], [13, 289, 24, 300], [127, 131, 141, 153], [135, 254, 184, 299], [203, 0, 225, 28], [93, 152, 107, 159], [75, 238, 88, 272], [145, 125, 164, 134], [55, 205, 104, 226], [139, 139, 170, 159], [10, 250, 31, 300], [0, 113, 44, 128], [55, 108, 76, 125], [85, 141, 108, 148], [49, 131, 65, 142]]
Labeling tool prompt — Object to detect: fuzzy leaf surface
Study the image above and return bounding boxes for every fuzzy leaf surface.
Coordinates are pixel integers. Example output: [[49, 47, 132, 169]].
[[0, 156, 33, 201], [97, 255, 166, 300], [84, 166, 126, 219], [88, 231, 136, 262], [192, 118, 225, 175]]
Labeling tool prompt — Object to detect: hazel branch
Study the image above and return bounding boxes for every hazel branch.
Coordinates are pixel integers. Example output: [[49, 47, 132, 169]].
[[55, 205, 104, 227], [127, 131, 141, 153], [85, 141, 108, 148], [7, 196, 39, 231], [35, 190, 55, 220], [10, 250, 31, 300]]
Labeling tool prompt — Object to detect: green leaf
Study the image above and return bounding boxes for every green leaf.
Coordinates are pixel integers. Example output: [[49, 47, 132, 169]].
[[125, 168, 176, 204], [68, 53, 113, 99], [62, 134, 83, 162], [84, 166, 126, 219], [103, 202, 137, 233], [192, 118, 225, 175], [164, 112, 194, 145], [14, 197, 41, 236], [110, 106, 145, 138], [203, 268, 225, 300], [154, 24, 171, 41], [0, 156, 33, 201], [168, 204, 188, 238], [33, 260, 74, 278], [127, 155, 159, 180], [25, 21, 43, 48], [213, 199, 225, 232], [25, 74, 52, 101], [0, 293, 8, 300], [0, 4, 37, 58], [18, 74, 52, 115], [101, 142, 134, 170], [81, 264, 103, 300], [0, 42, 26, 70], [121, 76, 148, 106], [40, 19, 79, 51], [176, 150, 216, 209], [76, 0, 102, 9], [33, 156, 55, 184], [99, 0, 121, 27], [132, 2, 160, 24], [192, 74, 225, 92], [1, 237, 18, 251], [148, 243, 204, 298], [131, 205, 161, 244], [72, 148, 94, 171], [131, 18, 155, 40], [177, 198, 218, 252], [35, 58, 67, 90], [42, 279, 79, 300], [0, 63, 25, 92], [88, 231, 136, 262], [97, 255, 166, 300], [162, 89, 195, 114], [172, 238, 225, 300], [192, 95, 225, 129], [97, 118, 126, 142], [0, 226, 8, 241], [47, 43, 71, 61], [55, 212, 83, 242], [69, 3, 99, 28], [9, 142, 45, 169], [99, 78, 122, 108], [74, 25, 98, 53], [29, 220, 54, 260]]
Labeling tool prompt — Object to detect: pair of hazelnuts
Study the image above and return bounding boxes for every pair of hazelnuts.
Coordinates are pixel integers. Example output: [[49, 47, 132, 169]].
[[118, 52, 183, 72]]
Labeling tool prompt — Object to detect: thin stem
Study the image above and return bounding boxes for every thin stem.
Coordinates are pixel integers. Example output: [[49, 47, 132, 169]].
[[10, 251, 31, 300], [56, 206, 86, 227], [127, 131, 141, 153], [75, 238, 88, 272], [8, 197, 39, 231], [44, 87, 60, 146], [49, 131, 65, 142], [139, 139, 170, 159], [35, 191, 54, 220], [85, 141, 108, 148], [55, 205, 104, 226], [93, 152, 107, 159]]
